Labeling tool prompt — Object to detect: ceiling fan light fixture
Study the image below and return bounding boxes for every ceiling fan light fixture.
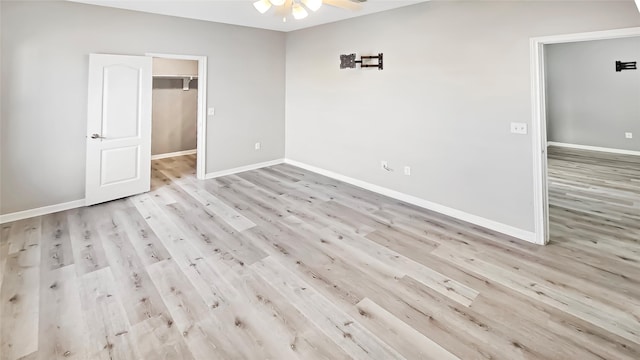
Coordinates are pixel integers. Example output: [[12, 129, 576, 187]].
[[302, 0, 322, 12], [269, 0, 286, 6], [292, 3, 308, 19], [253, 0, 272, 14]]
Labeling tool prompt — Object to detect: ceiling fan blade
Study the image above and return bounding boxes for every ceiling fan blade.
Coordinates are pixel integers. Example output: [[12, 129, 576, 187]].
[[274, 0, 293, 17], [323, 0, 363, 11]]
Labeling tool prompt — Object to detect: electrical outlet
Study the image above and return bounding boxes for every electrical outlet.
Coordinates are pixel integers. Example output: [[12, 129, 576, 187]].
[[404, 166, 411, 176], [625, 132, 633, 139], [510, 122, 528, 135], [255, 142, 261, 150]]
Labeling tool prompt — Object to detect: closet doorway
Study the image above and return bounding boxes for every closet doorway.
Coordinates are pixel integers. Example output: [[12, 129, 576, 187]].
[[147, 53, 208, 180]]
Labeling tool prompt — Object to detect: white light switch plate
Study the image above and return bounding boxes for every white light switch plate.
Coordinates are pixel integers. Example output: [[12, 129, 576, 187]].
[[207, 107, 215, 116], [625, 132, 633, 139], [510, 122, 528, 135]]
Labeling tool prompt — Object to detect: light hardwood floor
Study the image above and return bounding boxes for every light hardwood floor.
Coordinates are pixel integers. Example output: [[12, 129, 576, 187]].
[[1, 151, 639, 359]]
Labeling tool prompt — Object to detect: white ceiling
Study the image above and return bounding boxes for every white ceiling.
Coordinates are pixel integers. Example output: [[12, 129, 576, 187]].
[[68, 0, 430, 32]]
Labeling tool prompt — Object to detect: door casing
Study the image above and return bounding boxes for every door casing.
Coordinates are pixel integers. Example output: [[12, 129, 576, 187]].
[[146, 52, 208, 180]]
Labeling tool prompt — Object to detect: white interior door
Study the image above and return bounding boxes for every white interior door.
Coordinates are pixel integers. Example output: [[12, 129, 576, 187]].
[[86, 54, 152, 206]]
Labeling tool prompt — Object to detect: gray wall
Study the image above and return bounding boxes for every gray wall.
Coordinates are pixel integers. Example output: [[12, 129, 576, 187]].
[[153, 57, 198, 76], [152, 78, 198, 156], [1, 1, 286, 214], [152, 59, 198, 156], [285, 1, 640, 232], [546, 37, 640, 151]]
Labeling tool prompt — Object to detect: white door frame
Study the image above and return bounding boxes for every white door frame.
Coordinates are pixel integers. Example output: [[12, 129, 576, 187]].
[[529, 27, 640, 245], [146, 52, 208, 180]]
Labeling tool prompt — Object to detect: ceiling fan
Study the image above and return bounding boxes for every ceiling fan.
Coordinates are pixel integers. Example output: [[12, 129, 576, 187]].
[[253, 0, 366, 21]]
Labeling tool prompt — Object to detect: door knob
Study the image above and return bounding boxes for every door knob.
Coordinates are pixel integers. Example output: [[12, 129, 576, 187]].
[[91, 134, 105, 139]]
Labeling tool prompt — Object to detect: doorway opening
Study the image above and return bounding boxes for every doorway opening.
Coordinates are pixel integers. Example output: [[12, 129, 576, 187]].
[[147, 53, 208, 180], [530, 27, 640, 245]]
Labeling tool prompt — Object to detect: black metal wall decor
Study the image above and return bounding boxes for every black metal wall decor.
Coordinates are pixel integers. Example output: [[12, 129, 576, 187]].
[[616, 61, 637, 72], [340, 53, 383, 70]]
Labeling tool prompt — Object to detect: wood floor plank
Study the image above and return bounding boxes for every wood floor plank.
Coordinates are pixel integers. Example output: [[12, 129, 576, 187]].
[[2, 150, 639, 359], [113, 208, 171, 267], [222, 264, 352, 360], [37, 264, 88, 360], [129, 315, 195, 360], [78, 267, 138, 360], [478, 241, 640, 313], [146, 259, 210, 336], [277, 213, 479, 309], [66, 208, 109, 275], [204, 177, 303, 234], [394, 275, 583, 359], [321, 225, 479, 307], [355, 297, 460, 360], [235, 170, 293, 196], [252, 256, 406, 360], [150, 167, 178, 206], [431, 243, 640, 344], [207, 300, 305, 360], [354, 279, 491, 359], [189, 306, 284, 360], [260, 166, 304, 184], [243, 217, 405, 312], [218, 174, 296, 217], [6, 218, 40, 256], [40, 212, 74, 271], [16, 351, 37, 360], [241, 226, 366, 308], [0, 224, 11, 291], [149, 252, 295, 360], [150, 166, 203, 211], [146, 259, 263, 360], [470, 287, 640, 360], [92, 205, 171, 325], [289, 200, 376, 237], [158, 168, 256, 232], [162, 202, 266, 267], [130, 193, 236, 309], [1, 217, 42, 360]]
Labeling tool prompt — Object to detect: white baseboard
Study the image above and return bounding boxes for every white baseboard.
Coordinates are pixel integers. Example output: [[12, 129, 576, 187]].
[[0, 199, 86, 224], [0, 157, 284, 224], [151, 149, 197, 160], [547, 142, 640, 157], [204, 158, 285, 179], [284, 159, 537, 244], [1, 157, 538, 244]]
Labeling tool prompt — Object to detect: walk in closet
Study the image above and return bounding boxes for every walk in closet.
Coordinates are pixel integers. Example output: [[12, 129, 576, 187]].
[[152, 58, 198, 158]]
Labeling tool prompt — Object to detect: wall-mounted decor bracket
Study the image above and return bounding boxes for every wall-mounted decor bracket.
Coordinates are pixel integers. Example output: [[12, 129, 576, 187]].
[[340, 53, 383, 70], [616, 61, 637, 72]]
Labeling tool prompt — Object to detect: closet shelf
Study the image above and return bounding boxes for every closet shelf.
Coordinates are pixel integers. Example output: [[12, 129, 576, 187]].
[[153, 75, 198, 91], [153, 74, 198, 79]]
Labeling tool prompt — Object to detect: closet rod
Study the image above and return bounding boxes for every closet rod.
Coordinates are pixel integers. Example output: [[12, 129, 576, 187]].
[[153, 75, 197, 91]]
